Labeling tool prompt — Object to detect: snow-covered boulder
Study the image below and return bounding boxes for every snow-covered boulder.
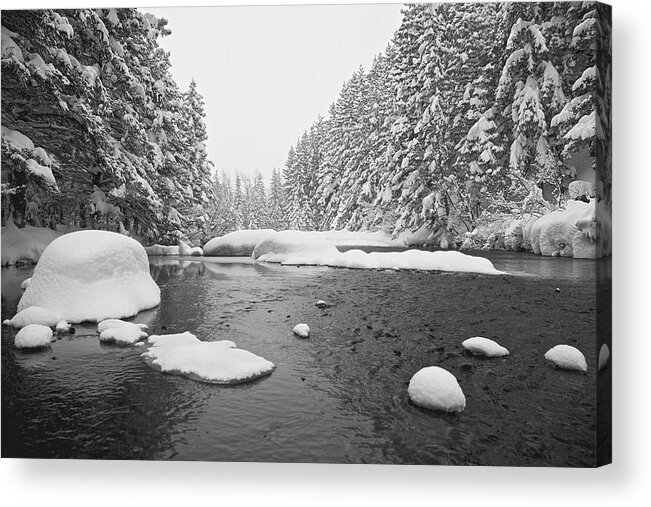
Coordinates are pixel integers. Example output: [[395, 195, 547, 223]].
[[3, 305, 61, 328], [529, 200, 610, 259], [144, 244, 180, 256], [293, 323, 310, 338], [598, 344, 610, 371], [18, 230, 161, 323], [1, 218, 62, 266], [15, 324, 54, 349], [315, 300, 328, 309], [544, 344, 588, 373], [408, 366, 466, 412], [99, 324, 148, 345], [97, 318, 148, 334], [20, 278, 32, 290], [55, 320, 71, 333], [204, 229, 276, 257], [462, 337, 509, 357], [142, 332, 275, 384]]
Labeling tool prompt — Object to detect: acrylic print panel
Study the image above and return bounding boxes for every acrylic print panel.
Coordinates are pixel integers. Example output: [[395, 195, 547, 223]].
[[0, 1, 611, 466]]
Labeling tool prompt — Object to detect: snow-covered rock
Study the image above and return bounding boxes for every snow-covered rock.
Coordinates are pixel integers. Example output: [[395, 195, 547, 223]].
[[544, 344, 588, 372], [315, 300, 328, 309], [408, 366, 466, 412], [142, 332, 275, 384], [97, 318, 148, 334], [293, 323, 310, 338], [529, 200, 610, 259], [55, 319, 71, 333], [598, 344, 610, 371], [462, 337, 509, 357], [144, 244, 180, 256], [99, 324, 148, 345], [20, 278, 32, 290], [254, 231, 503, 275], [178, 241, 203, 256], [18, 230, 161, 323], [3, 305, 61, 328], [204, 229, 276, 256], [15, 324, 54, 349], [1, 218, 62, 266]]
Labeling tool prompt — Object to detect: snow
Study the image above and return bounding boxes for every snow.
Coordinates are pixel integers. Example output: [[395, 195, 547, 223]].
[[204, 229, 276, 256], [142, 332, 275, 384], [598, 344, 610, 371], [15, 324, 54, 349], [408, 366, 466, 412], [97, 319, 148, 334], [99, 324, 148, 345], [462, 337, 509, 357], [293, 323, 310, 338], [529, 199, 610, 259], [144, 244, 180, 256], [18, 230, 161, 323], [55, 319, 71, 333], [544, 345, 588, 373], [3, 305, 61, 328], [178, 241, 203, 256], [315, 300, 328, 309], [564, 111, 595, 141], [20, 278, 32, 290], [25, 158, 58, 188]]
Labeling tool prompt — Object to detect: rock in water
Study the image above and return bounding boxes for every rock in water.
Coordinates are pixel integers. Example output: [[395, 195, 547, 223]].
[[598, 344, 610, 371], [544, 344, 588, 373], [315, 300, 328, 309], [462, 336, 509, 357], [15, 324, 54, 349], [99, 324, 148, 345], [18, 230, 160, 323], [293, 323, 310, 338], [97, 319, 148, 334], [408, 366, 466, 412]]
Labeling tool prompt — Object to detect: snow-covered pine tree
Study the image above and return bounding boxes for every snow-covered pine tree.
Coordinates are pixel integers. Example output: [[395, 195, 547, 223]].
[[267, 168, 285, 230]]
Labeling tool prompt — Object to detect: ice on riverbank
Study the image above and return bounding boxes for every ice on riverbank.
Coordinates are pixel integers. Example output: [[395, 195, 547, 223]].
[[1, 218, 62, 266], [18, 230, 160, 323], [142, 332, 275, 384], [544, 344, 588, 372], [15, 324, 54, 349], [462, 337, 509, 357], [408, 366, 466, 412], [253, 231, 503, 275]]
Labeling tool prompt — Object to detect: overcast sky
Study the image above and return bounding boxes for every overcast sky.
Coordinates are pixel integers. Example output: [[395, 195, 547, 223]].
[[146, 4, 404, 181]]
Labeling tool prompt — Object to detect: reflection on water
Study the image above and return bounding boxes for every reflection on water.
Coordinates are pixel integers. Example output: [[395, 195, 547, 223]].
[[1, 252, 602, 464]]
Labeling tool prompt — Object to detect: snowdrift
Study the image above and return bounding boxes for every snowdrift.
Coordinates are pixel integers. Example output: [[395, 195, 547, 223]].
[[204, 229, 276, 256], [1, 219, 62, 266], [254, 231, 503, 275], [18, 230, 161, 323], [530, 199, 610, 259]]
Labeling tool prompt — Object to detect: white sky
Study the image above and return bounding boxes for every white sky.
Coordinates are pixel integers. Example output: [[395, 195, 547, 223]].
[[146, 3, 404, 181]]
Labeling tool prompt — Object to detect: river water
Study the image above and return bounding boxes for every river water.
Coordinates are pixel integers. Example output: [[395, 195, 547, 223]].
[[1, 252, 608, 465]]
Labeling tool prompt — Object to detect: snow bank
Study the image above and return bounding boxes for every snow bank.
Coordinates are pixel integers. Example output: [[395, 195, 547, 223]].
[[144, 244, 180, 256], [18, 230, 160, 323], [544, 344, 588, 372], [462, 337, 509, 357], [1, 219, 62, 266], [530, 199, 610, 259], [142, 332, 275, 384], [293, 323, 310, 338], [598, 344, 610, 371], [254, 231, 503, 275], [408, 366, 466, 412], [15, 324, 54, 349], [204, 229, 276, 256], [3, 305, 61, 328]]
